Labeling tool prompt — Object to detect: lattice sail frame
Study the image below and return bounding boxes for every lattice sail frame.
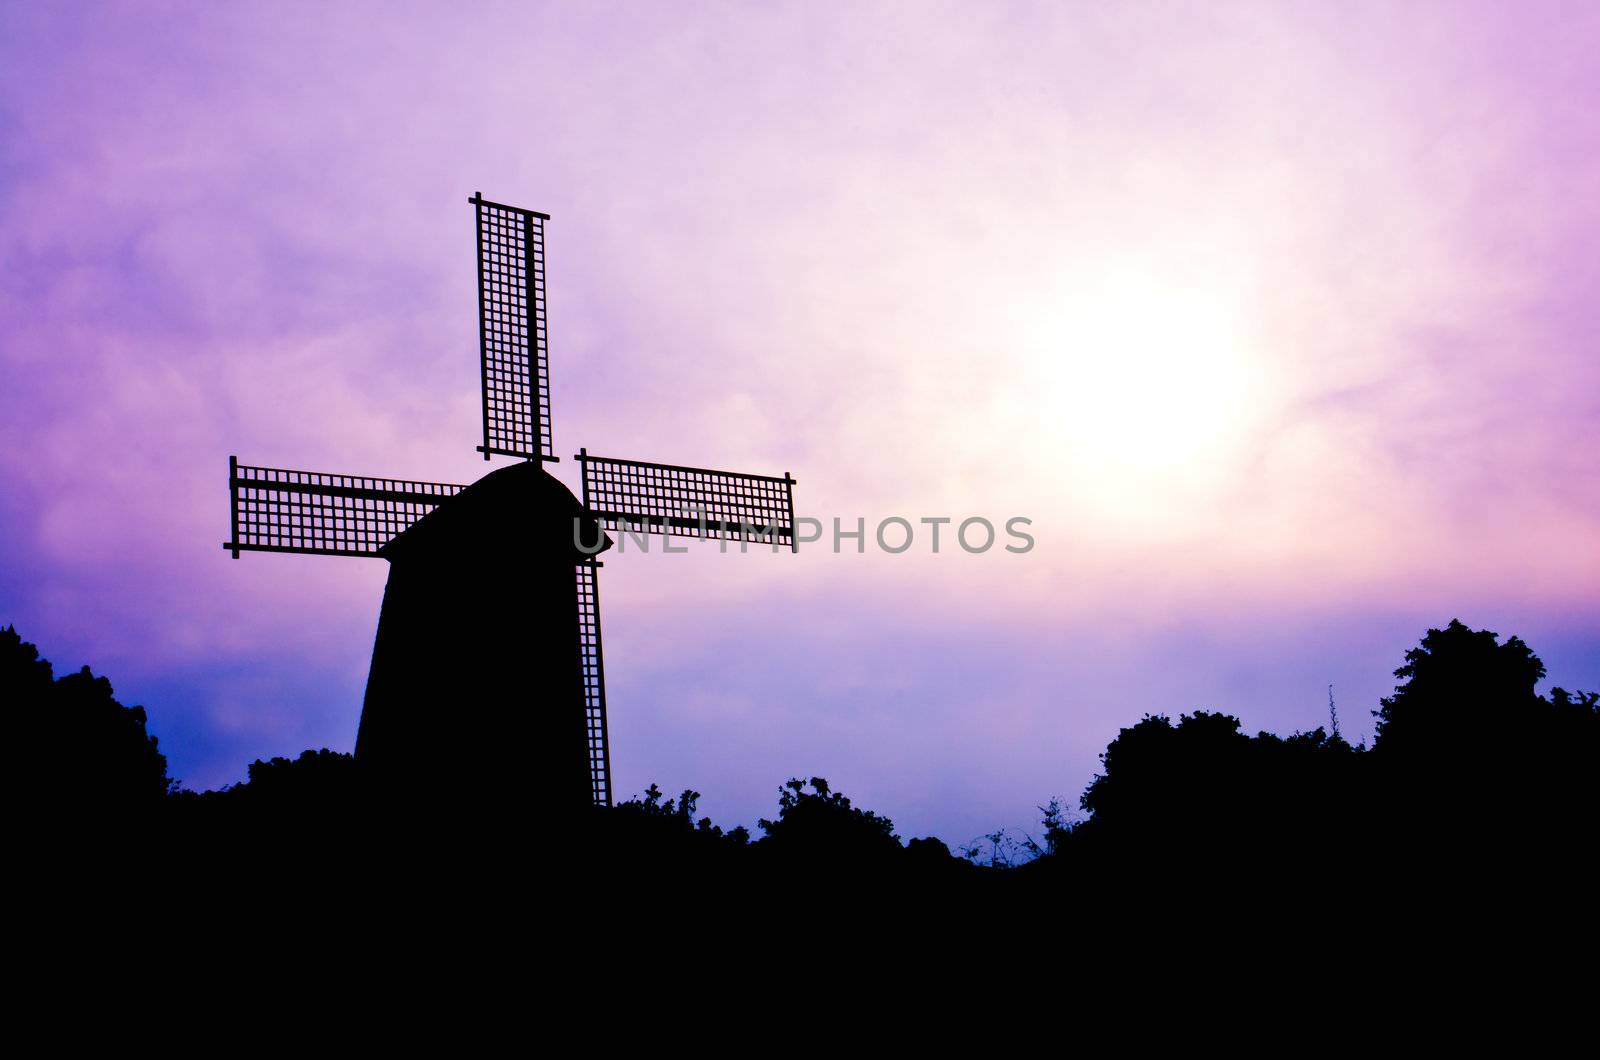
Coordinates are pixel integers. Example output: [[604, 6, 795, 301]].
[[223, 457, 465, 558], [576, 450, 798, 551], [575, 561, 612, 806], [471, 192, 553, 463]]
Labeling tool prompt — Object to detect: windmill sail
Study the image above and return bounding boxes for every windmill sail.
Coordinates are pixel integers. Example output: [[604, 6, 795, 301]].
[[576, 451, 798, 551], [223, 457, 465, 558], [575, 561, 611, 806], [471, 193, 553, 462]]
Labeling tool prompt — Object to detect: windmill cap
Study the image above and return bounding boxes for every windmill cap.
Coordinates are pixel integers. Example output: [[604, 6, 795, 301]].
[[378, 460, 611, 563]]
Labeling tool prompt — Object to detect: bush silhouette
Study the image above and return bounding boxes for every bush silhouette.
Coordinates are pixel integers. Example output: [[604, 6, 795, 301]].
[[601, 781, 750, 867], [237, 748, 357, 806]]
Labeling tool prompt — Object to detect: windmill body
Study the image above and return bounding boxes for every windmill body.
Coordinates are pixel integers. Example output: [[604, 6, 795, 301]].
[[224, 192, 798, 812], [355, 461, 608, 813]]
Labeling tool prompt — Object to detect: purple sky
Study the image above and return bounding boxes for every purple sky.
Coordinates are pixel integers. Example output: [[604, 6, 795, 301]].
[[3, 1, 1598, 844]]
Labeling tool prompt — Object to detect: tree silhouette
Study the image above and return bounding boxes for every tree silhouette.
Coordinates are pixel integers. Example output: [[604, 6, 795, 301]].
[[1368, 620, 1599, 857], [757, 777, 901, 862], [1061, 709, 1363, 881], [4, 624, 172, 818], [1080, 710, 1252, 836], [1373, 618, 1546, 757]]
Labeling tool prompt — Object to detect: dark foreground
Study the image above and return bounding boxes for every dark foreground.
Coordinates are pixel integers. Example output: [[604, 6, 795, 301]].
[[8, 620, 1598, 963]]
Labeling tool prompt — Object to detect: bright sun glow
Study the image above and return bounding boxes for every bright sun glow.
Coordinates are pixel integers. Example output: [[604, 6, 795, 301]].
[[1006, 269, 1266, 526]]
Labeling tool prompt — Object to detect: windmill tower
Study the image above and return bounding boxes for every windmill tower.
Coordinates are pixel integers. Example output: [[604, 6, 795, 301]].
[[224, 193, 798, 811]]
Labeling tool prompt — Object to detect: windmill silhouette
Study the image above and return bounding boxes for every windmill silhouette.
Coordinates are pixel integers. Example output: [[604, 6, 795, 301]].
[[224, 192, 798, 811]]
